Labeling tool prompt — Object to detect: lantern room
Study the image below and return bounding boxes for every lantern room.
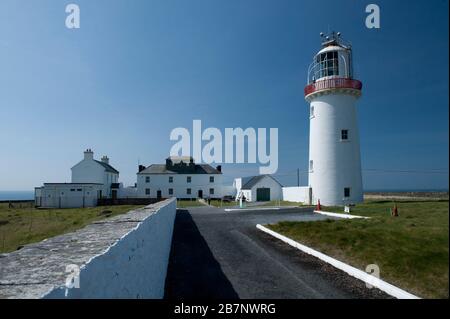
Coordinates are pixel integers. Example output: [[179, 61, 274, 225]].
[[304, 32, 362, 100], [307, 32, 353, 83]]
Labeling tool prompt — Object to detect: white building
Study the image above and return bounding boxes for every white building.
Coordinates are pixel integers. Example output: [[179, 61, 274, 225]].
[[71, 149, 119, 199], [35, 149, 121, 208], [137, 156, 223, 200], [35, 183, 103, 208], [234, 175, 283, 202], [304, 32, 364, 206]]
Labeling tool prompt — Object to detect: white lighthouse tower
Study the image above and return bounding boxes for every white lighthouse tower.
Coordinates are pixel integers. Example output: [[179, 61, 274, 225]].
[[305, 32, 363, 206]]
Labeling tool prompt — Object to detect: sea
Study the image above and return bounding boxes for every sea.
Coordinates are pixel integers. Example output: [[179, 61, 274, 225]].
[[0, 189, 447, 201], [0, 191, 35, 201]]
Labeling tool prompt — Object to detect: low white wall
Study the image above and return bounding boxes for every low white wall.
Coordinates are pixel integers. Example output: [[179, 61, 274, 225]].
[[43, 199, 176, 299], [118, 186, 138, 198], [222, 185, 237, 197], [282, 186, 311, 204]]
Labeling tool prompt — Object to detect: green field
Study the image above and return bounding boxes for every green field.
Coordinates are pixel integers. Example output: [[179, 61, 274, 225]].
[[261, 200, 306, 207], [268, 200, 449, 299], [176, 199, 205, 208], [208, 199, 238, 208], [176, 199, 237, 208], [0, 202, 143, 254]]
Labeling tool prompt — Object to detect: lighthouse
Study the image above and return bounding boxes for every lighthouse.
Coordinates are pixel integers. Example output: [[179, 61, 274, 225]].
[[305, 32, 363, 206]]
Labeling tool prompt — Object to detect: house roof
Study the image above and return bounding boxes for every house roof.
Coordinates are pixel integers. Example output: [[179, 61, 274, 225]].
[[168, 156, 194, 164], [241, 175, 283, 190], [43, 183, 104, 186], [138, 163, 221, 175], [95, 160, 119, 174]]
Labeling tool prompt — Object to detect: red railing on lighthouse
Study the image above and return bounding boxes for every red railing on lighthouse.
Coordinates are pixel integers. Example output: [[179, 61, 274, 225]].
[[304, 78, 362, 97]]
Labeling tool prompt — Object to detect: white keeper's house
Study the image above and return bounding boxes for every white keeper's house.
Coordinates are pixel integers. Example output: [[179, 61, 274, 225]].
[[35, 149, 123, 208], [137, 156, 223, 200]]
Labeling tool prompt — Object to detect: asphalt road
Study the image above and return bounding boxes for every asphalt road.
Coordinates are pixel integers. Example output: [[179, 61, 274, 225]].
[[164, 205, 389, 299]]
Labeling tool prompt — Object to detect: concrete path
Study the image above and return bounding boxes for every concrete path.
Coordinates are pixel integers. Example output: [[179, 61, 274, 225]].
[[164, 206, 389, 299]]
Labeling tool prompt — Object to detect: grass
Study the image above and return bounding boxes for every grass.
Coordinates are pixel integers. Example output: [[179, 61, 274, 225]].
[[267, 200, 449, 299], [0, 202, 144, 254], [208, 200, 239, 208], [176, 199, 205, 208], [260, 200, 306, 207], [176, 199, 238, 208]]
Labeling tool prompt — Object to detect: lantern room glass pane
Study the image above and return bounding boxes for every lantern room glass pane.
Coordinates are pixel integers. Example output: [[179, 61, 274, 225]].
[[314, 51, 339, 79]]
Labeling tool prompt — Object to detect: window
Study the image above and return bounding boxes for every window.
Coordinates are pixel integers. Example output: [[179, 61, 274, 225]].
[[209, 188, 215, 195], [145, 188, 150, 195], [341, 129, 349, 140], [187, 176, 192, 183], [310, 106, 315, 118], [77, 189, 82, 192], [315, 51, 339, 79], [187, 188, 191, 195], [168, 188, 173, 195], [145, 176, 150, 183], [70, 189, 76, 192], [169, 176, 173, 183], [309, 160, 314, 172], [344, 187, 351, 198], [210, 176, 215, 183]]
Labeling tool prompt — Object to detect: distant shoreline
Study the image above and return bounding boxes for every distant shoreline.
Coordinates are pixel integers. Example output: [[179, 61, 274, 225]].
[[0, 190, 448, 202], [0, 191, 34, 201], [364, 191, 449, 200]]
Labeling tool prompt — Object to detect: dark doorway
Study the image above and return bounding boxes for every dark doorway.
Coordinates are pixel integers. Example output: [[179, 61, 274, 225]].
[[256, 188, 270, 201], [198, 190, 203, 199], [157, 190, 162, 199], [111, 189, 117, 200]]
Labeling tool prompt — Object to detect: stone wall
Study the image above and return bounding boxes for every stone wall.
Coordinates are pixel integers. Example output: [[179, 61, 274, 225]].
[[0, 198, 176, 299]]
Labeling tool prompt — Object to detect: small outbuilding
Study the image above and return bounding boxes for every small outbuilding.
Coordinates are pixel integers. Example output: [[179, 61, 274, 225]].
[[234, 175, 283, 202]]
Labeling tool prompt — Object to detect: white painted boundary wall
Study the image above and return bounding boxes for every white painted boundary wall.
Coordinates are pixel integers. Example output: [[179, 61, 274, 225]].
[[282, 186, 311, 204], [44, 199, 176, 299]]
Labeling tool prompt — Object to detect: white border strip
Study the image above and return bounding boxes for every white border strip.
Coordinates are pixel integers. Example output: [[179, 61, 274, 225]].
[[256, 224, 420, 299], [225, 207, 281, 212], [314, 210, 370, 219]]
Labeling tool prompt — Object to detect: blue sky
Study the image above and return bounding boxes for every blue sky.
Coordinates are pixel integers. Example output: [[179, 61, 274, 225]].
[[0, 0, 448, 191]]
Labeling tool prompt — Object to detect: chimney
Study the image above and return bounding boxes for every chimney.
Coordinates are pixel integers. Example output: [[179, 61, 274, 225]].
[[216, 165, 222, 173], [166, 158, 173, 168], [138, 165, 146, 173], [84, 149, 94, 160], [101, 155, 109, 164]]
